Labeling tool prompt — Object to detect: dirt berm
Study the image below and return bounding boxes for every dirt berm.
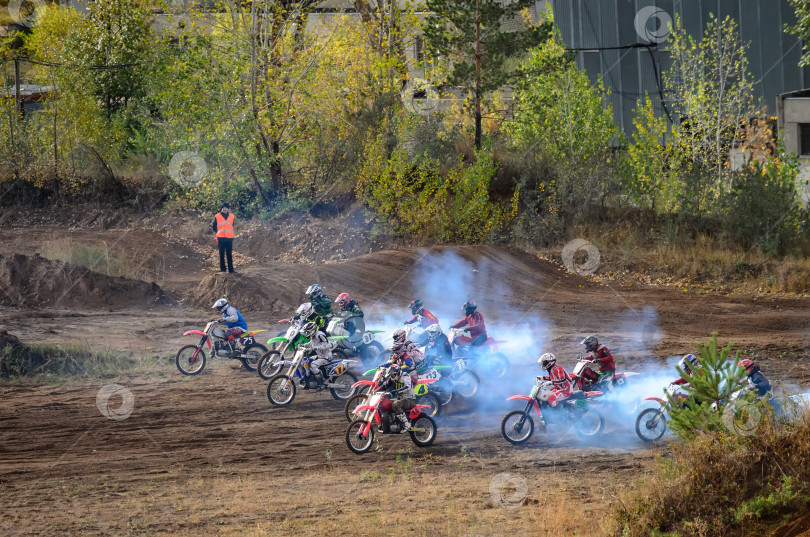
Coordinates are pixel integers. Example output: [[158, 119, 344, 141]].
[[0, 253, 175, 309]]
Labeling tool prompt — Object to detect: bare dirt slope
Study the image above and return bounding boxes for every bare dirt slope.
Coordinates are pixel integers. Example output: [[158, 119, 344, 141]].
[[2, 214, 809, 535]]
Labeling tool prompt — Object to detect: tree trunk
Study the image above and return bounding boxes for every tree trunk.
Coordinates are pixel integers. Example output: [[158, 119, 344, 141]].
[[474, 0, 482, 150]]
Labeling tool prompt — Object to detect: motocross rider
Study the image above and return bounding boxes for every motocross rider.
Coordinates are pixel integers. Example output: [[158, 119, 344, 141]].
[[300, 321, 332, 387], [737, 359, 772, 398], [537, 353, 575, 407], [424, 324, 453, 365], [293, 303, 326, 332], [212, 298, 248, 344], [380, 357, 416, 432], [672, 354, 701, 386], [580, 335, 615, 383], [404, 299, 439, 328], [391, 328, 426, 372], [450, 300, 487, 351], [306, 284, 333, 318], [335, 292, 365, 337]]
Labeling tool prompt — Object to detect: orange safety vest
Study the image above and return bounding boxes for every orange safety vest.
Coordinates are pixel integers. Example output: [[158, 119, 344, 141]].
[[215, 212, 235, 239]]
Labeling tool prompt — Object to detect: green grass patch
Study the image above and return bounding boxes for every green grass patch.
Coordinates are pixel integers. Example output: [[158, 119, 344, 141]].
[[0, 341, 136, 379]]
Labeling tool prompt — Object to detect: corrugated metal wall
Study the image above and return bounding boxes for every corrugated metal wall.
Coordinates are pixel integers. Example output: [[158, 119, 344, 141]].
[[552, 0, 810, 136]]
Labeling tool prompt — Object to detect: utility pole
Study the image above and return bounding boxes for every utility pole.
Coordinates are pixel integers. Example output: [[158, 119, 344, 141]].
[[14, 57, 21, 118]]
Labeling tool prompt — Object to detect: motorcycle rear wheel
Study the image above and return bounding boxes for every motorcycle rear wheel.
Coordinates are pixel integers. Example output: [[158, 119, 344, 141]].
[[359, 341, 384, 367], [501, 410, 534, 445], [409, 415, 437, 447], [257, 350, 284, 380], [415, 393, 442, 418], [452, 370, 480, 398], [330, 372, 358, 400], [484, 353, 511, 378], [635, 407, 667, 442], [176, 345, 206, 375], [344, 393, 368, 422], [573, 409, 605, 438], [240, 343, 267, 372], [267, 375, 297, 406], [346, 421, 375, 454]]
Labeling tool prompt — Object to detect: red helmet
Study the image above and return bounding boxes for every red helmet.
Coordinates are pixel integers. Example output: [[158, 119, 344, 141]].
[[738, 359, 754, 372], [336, 292, 351, 308]]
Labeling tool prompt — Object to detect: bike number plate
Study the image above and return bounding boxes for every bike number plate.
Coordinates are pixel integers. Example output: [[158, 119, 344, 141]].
[[362, 332, 374, 344], [424, 369, 440, 380], [331, 363, 346, 376], [615, 377, 624, 386], [414, 384, 428, 396], [530, 385, 539, 398], [242, 336, 254, 346]]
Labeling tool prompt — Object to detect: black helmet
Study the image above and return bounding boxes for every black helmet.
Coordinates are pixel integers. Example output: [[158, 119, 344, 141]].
[[462, 300, 477, 315], [581, 335, 598, 353], [409, 299, 424, 315]]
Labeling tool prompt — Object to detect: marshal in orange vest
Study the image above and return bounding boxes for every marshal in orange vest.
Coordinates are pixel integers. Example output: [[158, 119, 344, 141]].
[[215, 212, 235, 239]]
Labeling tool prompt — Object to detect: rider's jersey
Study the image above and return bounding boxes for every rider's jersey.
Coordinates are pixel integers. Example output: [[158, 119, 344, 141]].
[[406, 309, 439, 328], [585, 345, 615, 372], [302, 331, 332, 361], [221, 306, 248, 331], [747, 366, 771, 396], [311, 293, 333, 317], [339, 300, 365, 336], [543, 364, 573, 396], [426, 334, 453, 363], [451, 311, 487, 340]]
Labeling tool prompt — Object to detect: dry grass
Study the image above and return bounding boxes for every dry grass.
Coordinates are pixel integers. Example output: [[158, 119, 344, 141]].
[[39, 240, 153, 280], [0, 460, 608, 536]]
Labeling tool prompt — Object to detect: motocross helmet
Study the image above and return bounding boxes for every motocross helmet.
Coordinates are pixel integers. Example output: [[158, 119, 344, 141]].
[[462, 300, 477, 315], [212, 298, 229, 314], [425, 323, 443, 340], [336, 292, 351, 308], [679, 353, 699, 375], [296, 303, 315, 319], [393, 328, 407, 345], [581, 335, 598, 353], [409, 299, 424, 315], [539, 352, 556, 369], [306, 284, 322, 297], [302, 321, 318, 338], [738, 358, 755, 372]]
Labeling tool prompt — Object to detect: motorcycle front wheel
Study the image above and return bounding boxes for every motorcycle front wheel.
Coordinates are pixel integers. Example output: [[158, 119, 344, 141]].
[[635, 407, 668, 442], [344, 393, 368, 422], [176, 345, 206, 375], [257, 350, 284, 380], [330, 372, 359, 400], [409, 415, 437, 447], [346, 421, 375, 454], [240, 343, 267, 372], [501, 410, 534, 445], [267, 375, 297, 406], [415, 393, 442, 418]]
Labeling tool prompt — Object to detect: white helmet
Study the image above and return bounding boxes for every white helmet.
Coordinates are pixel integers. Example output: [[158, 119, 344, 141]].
[[538, 353, 556, 369], [306, 284, 322, 296], [212, 298, 228, 311], [425, 324, 443, 339], [296, 303, 314, 318]]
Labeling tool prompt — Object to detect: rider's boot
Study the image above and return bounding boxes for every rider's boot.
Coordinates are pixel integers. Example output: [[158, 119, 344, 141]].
[[396, 413, 411, 432], [312, 372, 325, 390]]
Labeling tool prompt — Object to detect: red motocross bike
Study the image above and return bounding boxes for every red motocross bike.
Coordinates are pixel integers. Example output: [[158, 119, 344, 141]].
[[175, 320, 268, 375]]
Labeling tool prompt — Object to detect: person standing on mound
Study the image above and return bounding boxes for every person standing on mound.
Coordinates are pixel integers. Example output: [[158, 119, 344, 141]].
[[211, 202, 236, 273]]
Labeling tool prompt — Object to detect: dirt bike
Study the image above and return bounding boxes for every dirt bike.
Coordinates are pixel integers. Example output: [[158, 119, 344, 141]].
[[501, 380, 605, 444], [344, 367, 442, 420], [570, 358, 640, 413], [345, 372, 438, 454], [175, 320, 268, 375], [327, 313, 386, 367], [635, 383, 689, 442], [417, 361, 478, 406], [258, 318, 350, 381], [448, 327, 511, 378], [266, 347, 358, 406]]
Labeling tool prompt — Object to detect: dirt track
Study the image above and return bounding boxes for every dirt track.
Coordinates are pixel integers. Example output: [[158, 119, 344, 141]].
[[2, 217, 810, 535]]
